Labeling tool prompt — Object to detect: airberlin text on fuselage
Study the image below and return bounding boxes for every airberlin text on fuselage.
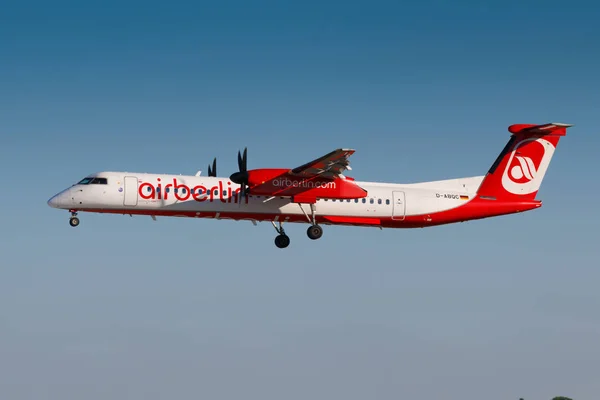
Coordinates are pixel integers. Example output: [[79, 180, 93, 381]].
[[272, 178, 336, 189], [138, 178, 246, 203]]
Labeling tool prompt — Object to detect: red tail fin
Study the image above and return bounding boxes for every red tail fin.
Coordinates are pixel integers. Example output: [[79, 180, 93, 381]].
[[476, 123, 572, 201]]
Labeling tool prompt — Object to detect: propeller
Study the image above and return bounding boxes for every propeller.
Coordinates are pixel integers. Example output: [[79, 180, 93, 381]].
[[207, 157, 217, 177], [229, 147, 249, 203]]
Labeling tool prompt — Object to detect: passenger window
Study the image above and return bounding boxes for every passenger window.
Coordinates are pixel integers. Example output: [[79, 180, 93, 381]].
[[378, 199, 382, 204], [147, 187, 151, 192], [166, 188, 170, 193], [386, 199, 390, 205], [214, 190, 218, 195], [197, 188, 204, 194], [370, 198, 374, 204]]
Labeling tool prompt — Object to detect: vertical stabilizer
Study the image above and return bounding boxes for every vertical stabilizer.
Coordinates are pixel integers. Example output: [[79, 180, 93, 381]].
[[476, 123, 572, 201]]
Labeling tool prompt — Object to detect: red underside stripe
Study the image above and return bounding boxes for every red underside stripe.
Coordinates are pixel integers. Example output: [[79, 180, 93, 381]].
[[76, 197, 541, 229], [323, 216, 381, 225]]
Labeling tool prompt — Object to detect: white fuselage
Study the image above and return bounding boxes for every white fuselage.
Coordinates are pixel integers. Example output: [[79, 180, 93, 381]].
[[48, 171, 484, 225]]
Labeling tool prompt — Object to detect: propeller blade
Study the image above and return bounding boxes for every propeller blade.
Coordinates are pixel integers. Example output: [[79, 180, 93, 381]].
[[230, 147, 249, 184], [236, 148, 247, 172], [207, 157, 217, 177], [231, 147, 249, 206]]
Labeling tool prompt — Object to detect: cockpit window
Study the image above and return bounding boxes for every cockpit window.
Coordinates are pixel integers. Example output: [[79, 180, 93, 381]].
[[77, 177, 108, 185]]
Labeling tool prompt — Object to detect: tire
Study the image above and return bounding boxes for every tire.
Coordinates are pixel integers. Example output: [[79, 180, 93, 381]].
[[69, 217, 80, 227], [274, 234, 290, 248], [307, 225, 323, 240]]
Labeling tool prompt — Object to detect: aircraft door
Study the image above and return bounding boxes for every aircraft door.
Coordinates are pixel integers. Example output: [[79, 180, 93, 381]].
[[392, 191, 405, 220], [123, 176, 138, 207]]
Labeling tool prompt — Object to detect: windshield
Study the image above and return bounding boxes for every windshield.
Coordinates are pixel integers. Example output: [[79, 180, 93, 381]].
[[78, 177, 93, 184], [77, 177, 108, 185]]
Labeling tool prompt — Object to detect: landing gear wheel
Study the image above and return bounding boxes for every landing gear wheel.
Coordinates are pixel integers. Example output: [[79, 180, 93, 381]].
[[307, 224, 323, 240], [274, 234, 290, 249], [69, 217, 80, 227]]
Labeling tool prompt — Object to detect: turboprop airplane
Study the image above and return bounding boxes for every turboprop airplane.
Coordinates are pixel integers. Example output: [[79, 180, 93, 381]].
[[47, 123, 571, 248]]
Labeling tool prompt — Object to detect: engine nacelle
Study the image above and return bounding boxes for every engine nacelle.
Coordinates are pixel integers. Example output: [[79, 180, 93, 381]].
[[245, 168, 367, 200]]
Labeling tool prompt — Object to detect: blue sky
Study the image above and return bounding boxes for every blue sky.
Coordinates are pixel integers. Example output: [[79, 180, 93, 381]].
[[1, 0, 599, 399]]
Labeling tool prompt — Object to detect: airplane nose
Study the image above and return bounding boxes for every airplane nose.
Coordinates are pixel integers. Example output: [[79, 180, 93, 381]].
[[47, 193, 64, 208]]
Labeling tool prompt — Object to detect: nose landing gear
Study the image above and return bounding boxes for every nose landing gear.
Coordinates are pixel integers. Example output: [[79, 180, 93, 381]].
[[69, 211, 80, 227]]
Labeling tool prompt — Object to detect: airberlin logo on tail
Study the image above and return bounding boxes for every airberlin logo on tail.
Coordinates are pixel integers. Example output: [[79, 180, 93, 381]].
[[510, 156, 538, 182], [501, 138, 555, 195]]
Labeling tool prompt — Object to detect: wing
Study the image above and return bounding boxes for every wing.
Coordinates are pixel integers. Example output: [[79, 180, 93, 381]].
[[289, 148, 355, 179]]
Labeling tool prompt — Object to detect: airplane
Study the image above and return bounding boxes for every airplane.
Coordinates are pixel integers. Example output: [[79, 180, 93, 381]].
[[47, 122, 571, 248]]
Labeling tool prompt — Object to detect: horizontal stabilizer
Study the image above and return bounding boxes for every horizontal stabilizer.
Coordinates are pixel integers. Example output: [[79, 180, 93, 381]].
[[508, 122, 573, 136]]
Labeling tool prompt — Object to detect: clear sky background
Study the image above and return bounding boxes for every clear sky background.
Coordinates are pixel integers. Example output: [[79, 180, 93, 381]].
[[1, 0, 599, 399]]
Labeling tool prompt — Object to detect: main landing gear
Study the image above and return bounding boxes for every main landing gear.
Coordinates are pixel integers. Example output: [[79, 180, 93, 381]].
[[272, 221, 290, 249], [69, 211, 80, 227], [301, 203, 323, 241], [270, 203, 324, 248], [307, 224, 323, 240]]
